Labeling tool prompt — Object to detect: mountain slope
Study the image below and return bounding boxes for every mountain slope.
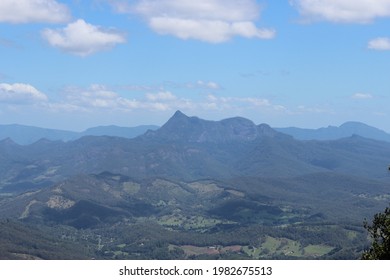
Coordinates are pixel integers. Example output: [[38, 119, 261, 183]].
[[80, 125, 159, 138], [0, 220, 92, 259], [0, 172, 260, 228], [275, 121, 390, 142], [0, 124, 159, 145], [0, 124, 78, 145], [2, 170, 389, 228]]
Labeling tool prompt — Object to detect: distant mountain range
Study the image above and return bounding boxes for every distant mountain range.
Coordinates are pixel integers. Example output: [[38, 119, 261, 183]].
[[1, 110, 390, 195], [1, 115, 389, 145], [275, 121, 390, 142], [0, 124, 159, 145]]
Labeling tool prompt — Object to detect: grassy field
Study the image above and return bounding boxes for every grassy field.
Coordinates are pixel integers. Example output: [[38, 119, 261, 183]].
[[122, 182, 140, 195], [243, 236, 335, 259], [303, 245, 334, 257], [157, 214, 234, 231]]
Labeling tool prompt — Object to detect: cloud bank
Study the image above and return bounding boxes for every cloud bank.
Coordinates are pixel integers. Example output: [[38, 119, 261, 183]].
[[111, 0, 275, 43]]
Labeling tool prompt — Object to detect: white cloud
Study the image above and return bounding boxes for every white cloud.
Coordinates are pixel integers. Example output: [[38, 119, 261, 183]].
[[132, 0, 260, 21], [146, 91, 177, 101], [63, 84, 138, 109], [0, 83, 48, 103], [291, 0, 390, 23], [0, 82, 288, 115], [43, 103, 87, 113], [184, 80, 221, 90], [206, 94, 279, 110], [54, 85, 179, 112], [147, 18, 274, 43], [111, 0, 275, 43], [202, 81, 220, 90], [352, 93, 373, 99], [0, 0, 71, 24], [145, 91, 197, 111], [296, 105, 332, 114], [238, 97, 271, 107], [42, 19, 126, 56], [120, 80, 222, 92], [368, 37, 390, 50]]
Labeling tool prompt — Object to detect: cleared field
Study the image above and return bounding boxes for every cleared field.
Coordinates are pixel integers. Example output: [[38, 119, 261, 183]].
[[243, 236, 334, 259], [303, 245, 334, 257], [157, 214, 232, 231]]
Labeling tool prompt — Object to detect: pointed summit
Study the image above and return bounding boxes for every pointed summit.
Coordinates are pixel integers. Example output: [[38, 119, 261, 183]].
[[171, 110, 188, 119], [162, 110, 192, 129], [155, 110, 202, 141]]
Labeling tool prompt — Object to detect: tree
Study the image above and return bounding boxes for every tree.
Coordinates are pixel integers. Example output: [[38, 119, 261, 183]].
[[362, 206, 390, 260]]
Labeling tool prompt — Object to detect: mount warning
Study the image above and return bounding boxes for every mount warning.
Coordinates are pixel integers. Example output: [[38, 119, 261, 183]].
[[0, 111, 389, 260]]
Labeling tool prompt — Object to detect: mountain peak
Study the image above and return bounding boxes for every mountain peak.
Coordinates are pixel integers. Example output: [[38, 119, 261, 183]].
[[148, 111, 279, 143], [340, 121, 369, 129], [163, 110, 194, 126], [161, 110, 195, 127], [172, 110, 188, 119], [339, 121, 388, 133]]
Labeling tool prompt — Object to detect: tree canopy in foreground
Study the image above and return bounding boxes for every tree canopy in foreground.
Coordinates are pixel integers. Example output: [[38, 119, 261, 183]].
[[362, 206, 390, 260]]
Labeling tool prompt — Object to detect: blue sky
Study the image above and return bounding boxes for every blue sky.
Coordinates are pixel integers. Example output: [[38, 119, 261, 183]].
[[1, 0, 390, 131]]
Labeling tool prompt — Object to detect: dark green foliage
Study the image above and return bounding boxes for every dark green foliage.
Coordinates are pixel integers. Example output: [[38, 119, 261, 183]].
[[362, 206, 390, 260], [43, 200, 126, 229], [208, 199, 284, 225], [0, 219, 92, 259]]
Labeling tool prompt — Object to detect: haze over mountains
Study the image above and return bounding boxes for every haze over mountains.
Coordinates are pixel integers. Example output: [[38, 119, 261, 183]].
[[1, 111, 390, 191], [0, 124, 159, 145], [1, 110, 390, 260], [275, 121, 390, 142], [2, 113, 390, 145]]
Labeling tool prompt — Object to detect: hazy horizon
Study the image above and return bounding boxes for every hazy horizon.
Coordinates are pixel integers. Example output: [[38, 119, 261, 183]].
[[1, 110, 390, 134]]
